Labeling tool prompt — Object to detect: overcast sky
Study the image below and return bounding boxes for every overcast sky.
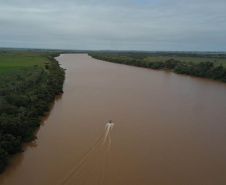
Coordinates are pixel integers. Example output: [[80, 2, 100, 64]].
[[0, 0, 226, 51]]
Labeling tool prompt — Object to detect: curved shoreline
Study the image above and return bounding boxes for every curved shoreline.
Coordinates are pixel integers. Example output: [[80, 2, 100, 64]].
[[89, 53, 226, 83], [0, 54, 65, 174]]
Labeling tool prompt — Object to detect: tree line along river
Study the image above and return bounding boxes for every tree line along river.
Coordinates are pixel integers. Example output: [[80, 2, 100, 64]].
[[0, 54, 226, 185]]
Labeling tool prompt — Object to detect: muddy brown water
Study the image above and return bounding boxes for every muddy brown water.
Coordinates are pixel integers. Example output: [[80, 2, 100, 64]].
[[1, 54, 226, 185]]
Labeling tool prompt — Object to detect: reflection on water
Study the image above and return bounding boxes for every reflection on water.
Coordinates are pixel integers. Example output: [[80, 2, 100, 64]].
[[1, 54, 226, 185], [26, 142, 38, 149], [40, 94, 63, 126], [0, 153, 24, 184]]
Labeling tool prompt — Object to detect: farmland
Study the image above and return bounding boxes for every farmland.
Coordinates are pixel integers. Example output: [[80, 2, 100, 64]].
[[144, 56, 226, 68], [0, 49, 64, 73], [0, 49, 65, 173], [89, 51, 226, 83]]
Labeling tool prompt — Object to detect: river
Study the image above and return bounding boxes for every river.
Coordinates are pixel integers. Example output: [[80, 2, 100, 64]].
[[1, 54, 226, 185]]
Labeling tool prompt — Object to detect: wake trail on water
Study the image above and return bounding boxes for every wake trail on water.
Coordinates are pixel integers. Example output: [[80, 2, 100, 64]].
[[103, 123, 114, 148], [100, 122, 114, 185], [62, 122, 114, 185]]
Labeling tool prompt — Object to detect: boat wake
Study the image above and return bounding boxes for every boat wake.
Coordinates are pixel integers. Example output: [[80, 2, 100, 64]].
[[104, 122, 114, 148], [61, 121, 114, 185]]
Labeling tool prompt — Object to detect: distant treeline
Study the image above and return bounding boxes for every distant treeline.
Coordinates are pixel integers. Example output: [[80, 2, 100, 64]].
[[89, 51, 226, 59], [89, 53, 226, 83], [0, 54, 65, 173]]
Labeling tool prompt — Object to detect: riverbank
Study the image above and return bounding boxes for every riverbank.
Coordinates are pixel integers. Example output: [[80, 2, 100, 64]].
[[89, 52, 226, 83], [0, 51, 65, 173], [1, 53, 226, 185]]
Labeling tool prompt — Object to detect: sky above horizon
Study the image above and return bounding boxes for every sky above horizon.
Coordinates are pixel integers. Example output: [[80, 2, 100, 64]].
[[0, 0, 226, 51]]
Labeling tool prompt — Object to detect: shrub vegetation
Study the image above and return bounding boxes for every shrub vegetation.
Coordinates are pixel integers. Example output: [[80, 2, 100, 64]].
[[0, 50, 65, 173], [89, 52, 226, 83]]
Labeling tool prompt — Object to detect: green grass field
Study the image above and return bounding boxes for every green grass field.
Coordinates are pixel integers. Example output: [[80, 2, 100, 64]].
[[144, 56, 226, 67], [93, 52, 226, 68], [0, 49, 57, 74], [0, 56, 49, 73]]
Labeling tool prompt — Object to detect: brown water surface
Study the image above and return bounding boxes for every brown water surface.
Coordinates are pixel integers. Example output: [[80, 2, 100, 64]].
[[1, 54, 226, 185]]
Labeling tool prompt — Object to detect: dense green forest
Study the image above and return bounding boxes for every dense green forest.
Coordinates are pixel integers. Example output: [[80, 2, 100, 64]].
[[1, 50, 226, 173], [0, 50, 65, 173], [89, 52, 226, 83]]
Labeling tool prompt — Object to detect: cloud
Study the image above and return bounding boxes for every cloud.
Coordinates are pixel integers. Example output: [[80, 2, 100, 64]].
[[0, 0, 226, 51]]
